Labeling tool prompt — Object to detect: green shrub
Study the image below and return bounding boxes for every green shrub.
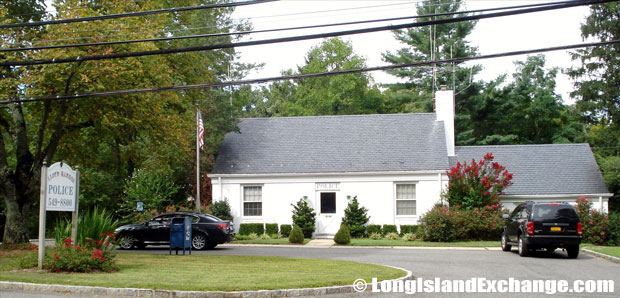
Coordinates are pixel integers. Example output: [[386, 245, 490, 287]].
[[369, 232, 382, 240], [334, 225, 351, 245], [210, 199, 233, 221], [258, 234, 271, 240], [291, 199, 316, 238], [384, 232, 400, 240], [382, 225, 397, 235], [402, 233, 417, 241], [265, 223, 278, 235], [238, 223, 264, 235], [234, 234, 251, 241], [609, 213, 620, 246], [280, 224, 292, 237], [419, 205, 504, 242], [289, 226, 304, 244], [341, 196, 370, 238], [118, 168, 182, 223], [576, 197, 614, 245], [53, 207, 118, 247], [367, 225, 382, 236], [399, 225, 419, 236], [248, 233, 258, 240]]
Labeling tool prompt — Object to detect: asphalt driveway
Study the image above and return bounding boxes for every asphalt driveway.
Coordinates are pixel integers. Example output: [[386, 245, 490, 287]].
[[3, 245, 618, 297]]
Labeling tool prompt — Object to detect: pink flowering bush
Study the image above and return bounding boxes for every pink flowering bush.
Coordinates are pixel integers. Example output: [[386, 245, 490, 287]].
[[575, 197, 615, 245], [444, 153, 513, 210], [418, 204, 505, 242]]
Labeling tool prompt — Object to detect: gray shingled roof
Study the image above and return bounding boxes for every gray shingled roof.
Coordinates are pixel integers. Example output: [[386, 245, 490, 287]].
[[213, 113, 449, 174], [453, 144, 609, 196]]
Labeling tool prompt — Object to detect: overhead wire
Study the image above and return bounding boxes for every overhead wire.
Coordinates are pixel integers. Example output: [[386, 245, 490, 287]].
[[2, 0, 611, 67], [0, 0, 581, 53], [1, 39, 618, 105], [0, 0, 278, 29]]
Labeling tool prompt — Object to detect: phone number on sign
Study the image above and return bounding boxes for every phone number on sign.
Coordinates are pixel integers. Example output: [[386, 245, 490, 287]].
[[47, 197, 73, 208]]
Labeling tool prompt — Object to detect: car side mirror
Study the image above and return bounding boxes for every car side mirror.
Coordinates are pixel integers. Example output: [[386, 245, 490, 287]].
[[502, 214, 510, 220]]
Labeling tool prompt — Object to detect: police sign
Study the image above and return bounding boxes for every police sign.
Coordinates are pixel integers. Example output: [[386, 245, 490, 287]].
[[46, 162, 78, 212]]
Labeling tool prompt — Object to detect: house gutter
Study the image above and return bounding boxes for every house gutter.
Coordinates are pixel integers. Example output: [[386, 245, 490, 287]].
[[210, 170, 448, 178]]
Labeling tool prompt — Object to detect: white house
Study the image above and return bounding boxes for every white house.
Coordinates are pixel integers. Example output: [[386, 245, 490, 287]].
[[211, 90, 612, 237]]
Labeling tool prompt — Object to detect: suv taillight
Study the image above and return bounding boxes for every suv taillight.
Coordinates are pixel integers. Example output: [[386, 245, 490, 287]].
[[218, 224, 228, 230], [526, 221, 535, 236], [577, 222, 583, 235]]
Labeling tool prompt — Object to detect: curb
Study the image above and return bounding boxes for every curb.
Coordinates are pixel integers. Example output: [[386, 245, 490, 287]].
[[582, 248, 620, 265], [0, 266, 412, 297], [224, 243, 499, 250]]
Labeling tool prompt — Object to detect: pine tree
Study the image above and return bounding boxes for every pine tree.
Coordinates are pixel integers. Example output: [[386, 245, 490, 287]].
[[341, 196, 370, 238], [291, 198, 316, 238]]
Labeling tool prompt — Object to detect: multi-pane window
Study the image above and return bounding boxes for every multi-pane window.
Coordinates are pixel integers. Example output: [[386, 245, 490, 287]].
[[243, 186, 262, 216], [396, 184, 416, 215]]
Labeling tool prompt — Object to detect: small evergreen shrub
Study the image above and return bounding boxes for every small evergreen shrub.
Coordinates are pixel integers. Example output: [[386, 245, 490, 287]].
[[210, 199, 233, 221], [248, 233, 258, 240], [334, 225, 351, 245], [384, 232, 400, 240], [382, 225, 397, 235], [367, 225, 382, 236], [234, 234, 251, 240], [291, 199, 316, 238], [341, 196, 370, 238], [289, 226, 304, 244], [402, 233, 417, 241], [280, 224, 292, 237], [369, 232, 382, 240], [239, 223, 264, 235], [399, 225, 419, 236], [265, 223, 278, 236]]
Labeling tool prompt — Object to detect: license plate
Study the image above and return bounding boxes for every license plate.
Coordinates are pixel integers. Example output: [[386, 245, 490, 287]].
[[550, 227, 561, 232]]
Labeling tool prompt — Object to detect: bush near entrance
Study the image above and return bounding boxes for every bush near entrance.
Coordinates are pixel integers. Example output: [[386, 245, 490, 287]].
[[334, 225, 351, 245], [289, 226, 304, 244], [291, 198, 316, 238], [341, 196, 370, 238]]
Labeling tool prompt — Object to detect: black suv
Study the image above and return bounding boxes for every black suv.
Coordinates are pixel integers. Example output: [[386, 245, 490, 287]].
[[501, 202, 582, 258]]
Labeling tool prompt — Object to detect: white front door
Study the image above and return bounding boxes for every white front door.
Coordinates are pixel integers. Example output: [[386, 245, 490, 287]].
[[317, 192, 341, 236]]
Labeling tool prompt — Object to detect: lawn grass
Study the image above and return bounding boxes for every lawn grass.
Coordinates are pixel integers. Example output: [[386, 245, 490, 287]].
[[348, 239, 500, 247], [583, 246, 620, 258], [0, 252, 404, 291], [231, 238, 311, 245]]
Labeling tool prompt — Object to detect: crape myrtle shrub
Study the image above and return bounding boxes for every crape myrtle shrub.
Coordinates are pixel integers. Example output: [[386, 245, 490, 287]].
[[575, 197, 620, 245], [419, 204, 504, 242], [445, 153, 513, 210]]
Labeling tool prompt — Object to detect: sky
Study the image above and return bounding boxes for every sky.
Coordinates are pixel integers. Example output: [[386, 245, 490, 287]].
[[232, 0, 592, 103]]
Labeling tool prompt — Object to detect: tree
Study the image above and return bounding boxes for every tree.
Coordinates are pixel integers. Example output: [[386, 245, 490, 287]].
[[382, 0, 481, 114], [445, 153, 513, 210], [0, 0, 245, 244], [251, 38, 386, 117], [341, 196, 370, 238], [210, 199, 233, 221], [291, 198, 316, 238]]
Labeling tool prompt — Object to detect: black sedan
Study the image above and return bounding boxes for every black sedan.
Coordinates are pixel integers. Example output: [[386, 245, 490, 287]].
[[114, 212, 234, 250]]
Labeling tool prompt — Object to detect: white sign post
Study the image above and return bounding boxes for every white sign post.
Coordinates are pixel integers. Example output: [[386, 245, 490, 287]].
[[38, 162, 80, 269]]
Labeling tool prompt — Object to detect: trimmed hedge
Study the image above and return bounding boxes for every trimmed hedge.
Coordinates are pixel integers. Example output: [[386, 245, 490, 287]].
[[238, 223, 264, 236], [399, 225, 420, 236], [382, 225, 397, 235], [366, 225, 382, 236], [265, 223, 278, 236], [280, 224, 292, 237]]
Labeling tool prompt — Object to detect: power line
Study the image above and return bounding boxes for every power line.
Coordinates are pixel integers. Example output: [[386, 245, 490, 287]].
[[0, 1, 579, 53], [1, 40, 617, 105], [2, 0, 611, 67], [0, 0, 277, 29]]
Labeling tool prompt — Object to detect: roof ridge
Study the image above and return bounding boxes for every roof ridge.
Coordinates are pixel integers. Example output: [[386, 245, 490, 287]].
[[456, 143, 590, 148], [238, 113, 436, 120]]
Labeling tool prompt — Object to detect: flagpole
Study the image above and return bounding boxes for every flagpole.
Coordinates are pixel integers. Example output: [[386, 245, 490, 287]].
[[196, 108, 201, 213]]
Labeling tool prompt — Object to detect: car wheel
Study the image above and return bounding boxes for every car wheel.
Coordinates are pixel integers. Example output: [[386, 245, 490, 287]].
[[118, 235, 137, 250], [192, 233, 207, 250], [518, 235, 529, 257], [567, 246, 579, 259], [501, 232, 512, 252]]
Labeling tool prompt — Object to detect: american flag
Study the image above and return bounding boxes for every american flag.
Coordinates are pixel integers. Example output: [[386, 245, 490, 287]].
[[197, 110, 204, 150]]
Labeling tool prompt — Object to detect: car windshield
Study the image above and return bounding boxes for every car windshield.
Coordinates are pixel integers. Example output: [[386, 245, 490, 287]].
[[533, 205, 578, 220]]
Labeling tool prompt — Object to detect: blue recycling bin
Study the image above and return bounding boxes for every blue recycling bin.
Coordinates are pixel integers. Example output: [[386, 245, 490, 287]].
[[170, 217, 192, 255]]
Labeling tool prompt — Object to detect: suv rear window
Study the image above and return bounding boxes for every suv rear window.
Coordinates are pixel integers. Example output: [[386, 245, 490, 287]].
[[532, 204, 578, 220]]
